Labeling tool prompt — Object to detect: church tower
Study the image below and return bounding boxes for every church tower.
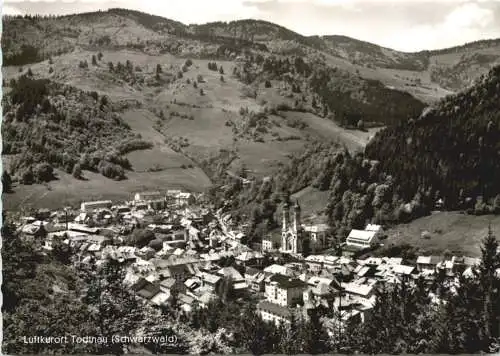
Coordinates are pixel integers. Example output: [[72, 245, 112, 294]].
[[281, 198, 307, 254], [282, 200, 290, 231], [292, 200, 301, 233]]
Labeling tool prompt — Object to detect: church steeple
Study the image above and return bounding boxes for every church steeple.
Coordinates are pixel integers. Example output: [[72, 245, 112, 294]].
[[293, 199, 301, 232], [282, 199, 290, 231]]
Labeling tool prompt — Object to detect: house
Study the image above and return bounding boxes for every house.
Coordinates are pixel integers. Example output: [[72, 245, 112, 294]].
[[196, 292, 218, 308], [68, 223, 100, 235], [80, 200, 113, 212], [132, 279, 161, 300], [115, 205, 131, 215], [265, 274, 307, 307], [257, 300, 298, 326], [166, 189, 182, 197], [184, 277, 202, 292], [303, 283, 339, 311], [167, 191, 195, 206], [342, 282, 376, 306], [137, 246, 156, 260], [20, 223, 48, 243], [305, 255, 325, 272], [346, 230, 379, 249], [365, 224, 383, 234], [218, 266, 245, 282], [160, 278, 178, 293], [157, 264, 192, 291], [390, 264, 418, 280], [134, 191, 163, 202], [178, 293, 196, 314], [263, 264, 294, 277], [452, 256, 480, 274], [235, 251, 264, 266], [149, 199, 167, 211], [166, 190, 182, 204], [151, 290, 171, 307], [245, 267, 266, 292], [354, 265, 375, 278], [303, 275, 341, 308], [201, 272, 222, 292], [35, 209, 52, 221], [303, 223, 330, 253], [416, 256, 442, 272], [178, 192, 196, 206], [134, 202, 149, 211], [218, 266, 248, 292]]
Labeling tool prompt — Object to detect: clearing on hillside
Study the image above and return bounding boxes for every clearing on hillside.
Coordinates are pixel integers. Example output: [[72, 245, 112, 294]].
[[121, 109, 196, 171], [3, 168, 211, 211], [382, 211, 500, 258], [291, 186, 330, 222]]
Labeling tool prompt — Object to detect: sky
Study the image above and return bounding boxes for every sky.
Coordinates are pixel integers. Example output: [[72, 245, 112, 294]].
[[2, 0, 500, 52]]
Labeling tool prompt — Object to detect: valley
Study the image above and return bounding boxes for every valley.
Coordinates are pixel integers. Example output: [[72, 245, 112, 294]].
[[3, 9, 500, 252], [3, 7, 500, 356]]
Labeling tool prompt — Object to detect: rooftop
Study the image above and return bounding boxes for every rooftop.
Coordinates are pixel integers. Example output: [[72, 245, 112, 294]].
[[257, 300, 293, 319], [416, 256, 442, 265], [202, 272, 222, 284], [365, 224, 382, 232], [269, 274, 307, 289], [347, 230, 377, 242]]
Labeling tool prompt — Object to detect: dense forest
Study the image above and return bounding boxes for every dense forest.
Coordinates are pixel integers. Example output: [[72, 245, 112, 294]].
[[234, 54, 425, 127], [2, 75, 152, 183], [366, 65, 500, 212], [2, 215, 499, 354]]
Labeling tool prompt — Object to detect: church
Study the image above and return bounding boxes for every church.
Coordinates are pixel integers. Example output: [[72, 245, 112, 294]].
[[279, 199, 330, 256], [281, 200, 310, 255]]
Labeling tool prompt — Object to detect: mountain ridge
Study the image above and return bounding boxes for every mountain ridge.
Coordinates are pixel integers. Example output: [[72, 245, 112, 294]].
[[5, 8, 500, 54], [3, 8, 500, 98]]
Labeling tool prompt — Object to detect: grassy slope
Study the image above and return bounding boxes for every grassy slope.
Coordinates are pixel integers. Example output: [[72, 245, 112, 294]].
[[3, 48, 381, 210], [382, 211, 500, 258], [3, 168, 211, 211], [291, 186, 330, 223]]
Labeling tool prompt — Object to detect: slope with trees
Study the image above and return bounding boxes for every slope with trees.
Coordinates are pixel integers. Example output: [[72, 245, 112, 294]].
[[2, 75, 152, 185], [366, 65, 500, 211], [233, 54, 426, 127]]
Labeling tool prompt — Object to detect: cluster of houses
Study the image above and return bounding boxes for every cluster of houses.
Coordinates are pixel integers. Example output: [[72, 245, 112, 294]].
[[254, 252, 483, 331], [14, 190, 493, 335]]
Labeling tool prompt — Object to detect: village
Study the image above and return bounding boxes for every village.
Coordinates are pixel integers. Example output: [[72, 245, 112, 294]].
[[14, 189, 485, 337]]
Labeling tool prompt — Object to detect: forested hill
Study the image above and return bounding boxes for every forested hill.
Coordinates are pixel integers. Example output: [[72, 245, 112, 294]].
[[366, 65, 500, 210]]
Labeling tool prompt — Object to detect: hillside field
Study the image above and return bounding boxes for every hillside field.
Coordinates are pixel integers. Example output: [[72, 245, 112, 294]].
[[382, 211, 500, 258], [3, 168, 211, 211]]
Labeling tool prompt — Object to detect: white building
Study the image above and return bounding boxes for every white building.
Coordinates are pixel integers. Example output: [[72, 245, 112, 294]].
[[346, 230, 379, 249], [265, 274, 307, 307], [80, 200, 113, 212], [365, 224, 383, 233], [134, 191, 163, 202], [257, 300, 296, 326]]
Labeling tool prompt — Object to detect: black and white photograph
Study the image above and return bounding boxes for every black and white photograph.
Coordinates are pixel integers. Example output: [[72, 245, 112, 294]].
[[1, 0, 500, 354]]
